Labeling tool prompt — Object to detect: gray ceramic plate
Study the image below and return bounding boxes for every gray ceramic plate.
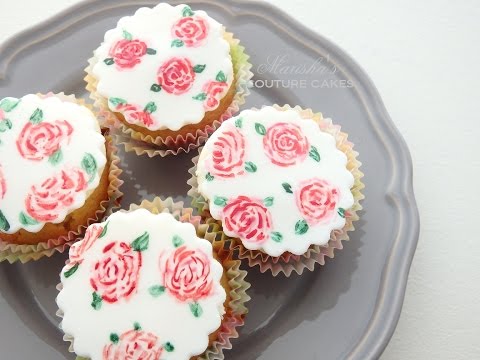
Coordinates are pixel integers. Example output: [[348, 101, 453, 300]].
[[0, 0, 419, 359]]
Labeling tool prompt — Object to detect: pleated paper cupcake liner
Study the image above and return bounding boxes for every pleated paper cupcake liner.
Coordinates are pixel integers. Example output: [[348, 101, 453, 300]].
[[188, 104, 365, 276], [56, 197, 250, 360], [86, 31, 253, 157], [0, 93, 123, 263]]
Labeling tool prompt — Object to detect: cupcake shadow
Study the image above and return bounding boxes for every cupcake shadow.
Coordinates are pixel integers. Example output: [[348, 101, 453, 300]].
[[0, 252, 73, 359], [227, 216, 366, 359], [118, 147, 194, 206]]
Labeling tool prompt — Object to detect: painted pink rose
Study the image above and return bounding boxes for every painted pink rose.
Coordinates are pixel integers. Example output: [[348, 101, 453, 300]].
[[295, 178, 340, 225], [103, 329, 163, 360], [16, 120, 73, 161], [208, 125, 246, 178], [157, 57, 195, 94], [159, 245, 213, 302], [203, 80, 228, 111], [116, 103, 154, 127], [0, 109, 5, 121], [171, 16, 209, 47], [222, 196, 272, 244], [90, 241, 142, 303], [263, 122, 309, 167], [109, 39, 147, 69], [0, 165, 6, 199], [69, 224, 104, 265], [25, 168, 87, 222]]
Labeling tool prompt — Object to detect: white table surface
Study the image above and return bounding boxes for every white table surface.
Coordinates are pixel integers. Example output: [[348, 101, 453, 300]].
[[1, 1, 479, 359]]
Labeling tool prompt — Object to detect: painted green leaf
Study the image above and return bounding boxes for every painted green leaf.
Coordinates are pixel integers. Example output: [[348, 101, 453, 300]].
[[295, 220, 309, 235], [131, 231, 149, 252], [245, 161, 257, 173], [309, 145, 321, 162], [0, 210, 10, 231], [99, 222, 109, 238], [108, 97, 127, 107], [63, 263, 79, 278], [193, 64, 206, 73], [164, 342, 175, 352], [122, 29, 133, 40], [213, 196, 228, 207], [192, 92, 207, 101], [29, 108, 43, 124], [144, 101, 157, 114], [189, 302, 203, 318], [254, 122, 266, 135], [110, 333, 119, 344], [81, 153, 97, 178], [182, 5, 195, 16], [338, 207, 346, 218], [104, 58, 114, 65], [263, 197, 274, 207], [133, 322, 142, 331], [215, 70, 227, 82], [91, 292, 102, 310], [172, 235, 184, 248], [235, 117, 243, 128], [171, 39, 184, 48], [271, 232, 283, 243], [282, 182, 293, 194], [149, 285, 166, 297], [0, 119, 12, 132], [150, 84, 162, 92], [48, 149, 63, 165], [0, 98, 20, 112], [19, 211, 39, 226], [146, 48, 157, 55], [205, 172, 214, 181]]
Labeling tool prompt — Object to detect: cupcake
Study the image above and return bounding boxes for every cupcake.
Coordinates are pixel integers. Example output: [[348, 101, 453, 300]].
[[189, 105, 364, 276], [57, 198, 250, 360], [86, 3, 252, 156], [0, 93, 122, 263]]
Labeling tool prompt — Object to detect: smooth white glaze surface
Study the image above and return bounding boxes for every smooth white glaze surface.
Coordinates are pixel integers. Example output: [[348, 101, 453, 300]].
[[57, 209, 226, 360], [0, 94, 106, 234], [91, 3, 233, 131], [197, 107, 354, 256]]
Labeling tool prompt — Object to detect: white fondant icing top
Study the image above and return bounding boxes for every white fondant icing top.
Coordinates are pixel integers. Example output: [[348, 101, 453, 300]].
[[57, 209, 226, 360], [91, 3, 234, 131], [0, 94, 106, 234], [196, 106, 355, 256]]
